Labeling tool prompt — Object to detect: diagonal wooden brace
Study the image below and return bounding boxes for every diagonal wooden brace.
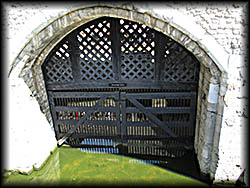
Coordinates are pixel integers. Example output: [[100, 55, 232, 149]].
[[57, 96, 107, 146], [126, 95, 177, 138]]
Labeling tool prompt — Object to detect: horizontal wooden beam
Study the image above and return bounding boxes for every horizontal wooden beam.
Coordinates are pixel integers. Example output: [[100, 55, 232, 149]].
[[57, 119, 117, 126], [125, 106, 191, 114], [126, 121, 191, 127], [55, 106, 116, 112]]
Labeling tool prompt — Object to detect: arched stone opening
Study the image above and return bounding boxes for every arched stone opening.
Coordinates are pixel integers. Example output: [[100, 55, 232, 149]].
[[8, 5, 229, 180]]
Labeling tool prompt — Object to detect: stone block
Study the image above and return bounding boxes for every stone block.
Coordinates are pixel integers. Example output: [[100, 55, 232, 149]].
[[207, 102, 218, 112], [66, 14, 77, 26], [78, 9, 90, 18], [171, 28, 183, 43], [59, 16, 68, 28], [92, 7, 103, 16], [149, 16, 157, 28], [179, 33, 189, 44], [207, 83, 219, 104], [165, 23, 173, 36], [185, 40, 197, 52], [195, 49, 207, 63], [132, 11, 144, 24], [118, 8, 130, 18], [219, 84, 227, 98], [154, 18, 164, 30], [110, 7, 121, 17], [203, 68, 211, 80], [192, 46, 203, 57], [51, 20, 60, 33], [182, 37, 193, 47], [143, 13, 151, 26], [201, 146, 210, 160]]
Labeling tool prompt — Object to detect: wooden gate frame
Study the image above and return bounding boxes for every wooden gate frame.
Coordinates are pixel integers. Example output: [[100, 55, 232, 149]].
[[41, 17, 200, 152], [51, 90, 196, 148]]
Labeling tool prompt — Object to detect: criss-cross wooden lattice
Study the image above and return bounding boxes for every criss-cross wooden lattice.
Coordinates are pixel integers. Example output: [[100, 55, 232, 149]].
[[42, 17, 200, 159], [43, 41, 73, 82], [42, 17, 199, 88], [119, 19, 155, 80], [163, 39, 199, 82], [77, 19, 113, 80]]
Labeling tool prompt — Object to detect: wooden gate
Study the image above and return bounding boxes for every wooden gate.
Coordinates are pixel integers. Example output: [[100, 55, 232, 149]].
[[42, 17, 200, 158]]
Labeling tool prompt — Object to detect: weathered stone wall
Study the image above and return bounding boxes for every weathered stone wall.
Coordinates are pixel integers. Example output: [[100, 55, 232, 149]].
[[3, 2, 248, 185], [169, 2, 248, 55], [172, 2, 248, 184]]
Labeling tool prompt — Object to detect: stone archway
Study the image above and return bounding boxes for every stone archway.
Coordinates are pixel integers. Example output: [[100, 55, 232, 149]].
[[8, 5, 229, 180]]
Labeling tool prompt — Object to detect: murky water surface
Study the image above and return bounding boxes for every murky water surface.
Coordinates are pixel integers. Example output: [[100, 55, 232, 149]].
[[3, 146, 208, 186]]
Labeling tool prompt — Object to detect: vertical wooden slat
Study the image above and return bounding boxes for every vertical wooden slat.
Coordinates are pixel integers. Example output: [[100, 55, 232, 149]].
[[110, 18, 121, 80], [115, 97, 121, 136], [155, 34, 167, 81], [48, 92, 60, 140], [120, 93, 127, 140], [189, 92, 197, 136]]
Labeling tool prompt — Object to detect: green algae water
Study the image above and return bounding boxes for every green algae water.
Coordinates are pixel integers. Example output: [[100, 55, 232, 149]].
[[3, 147, 208, 186]]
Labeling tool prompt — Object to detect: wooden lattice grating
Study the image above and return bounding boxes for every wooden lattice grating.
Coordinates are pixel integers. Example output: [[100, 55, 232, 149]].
[[77, 19, 113, 80], [163, 39, 199, 82], [44, 41, 73, 82], [120, 19, 155, 80]]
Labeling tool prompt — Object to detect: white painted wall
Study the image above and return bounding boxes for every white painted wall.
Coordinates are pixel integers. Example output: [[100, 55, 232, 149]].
[[3, 2, 67, 173], [3, 1, 96, 173]]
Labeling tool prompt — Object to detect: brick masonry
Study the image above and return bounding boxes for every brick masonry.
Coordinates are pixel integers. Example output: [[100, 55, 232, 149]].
[[3, 2, 248, 185]]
